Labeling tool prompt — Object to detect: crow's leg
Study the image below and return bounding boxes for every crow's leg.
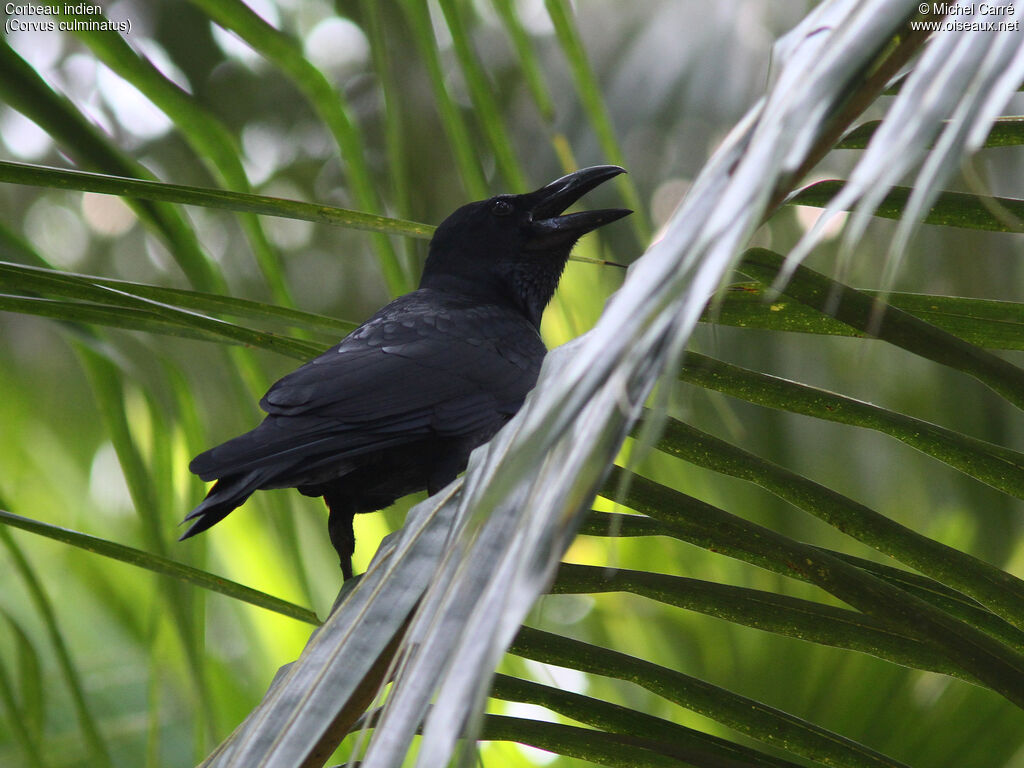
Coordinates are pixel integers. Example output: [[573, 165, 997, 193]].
[[323, 490, 356, 580], [427, 473, 457, 497], [427, 449, 465, 497]]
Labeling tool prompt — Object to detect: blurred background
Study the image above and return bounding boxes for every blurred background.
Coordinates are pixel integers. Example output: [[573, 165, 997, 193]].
[[0, 1, 1022, 766]]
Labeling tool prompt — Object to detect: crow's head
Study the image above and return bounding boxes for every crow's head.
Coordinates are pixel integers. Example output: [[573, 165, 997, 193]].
[[421, 166, 631, 327]]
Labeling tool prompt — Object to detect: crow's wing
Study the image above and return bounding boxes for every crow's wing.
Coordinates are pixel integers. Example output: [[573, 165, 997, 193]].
[[262, 291, 542, 428], [190, 291, 544, 480]]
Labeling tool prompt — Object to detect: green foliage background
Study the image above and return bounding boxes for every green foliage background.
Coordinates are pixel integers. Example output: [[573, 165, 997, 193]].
[[0, 1, 1021, 767]]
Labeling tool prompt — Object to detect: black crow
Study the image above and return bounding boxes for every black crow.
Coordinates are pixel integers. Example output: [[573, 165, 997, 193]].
[[181, 166, 630, 578]]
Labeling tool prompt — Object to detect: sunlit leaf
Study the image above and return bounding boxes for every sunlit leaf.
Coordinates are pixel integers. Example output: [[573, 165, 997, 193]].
[[0, 523, 112, 767], [0, 509, 319, 626]]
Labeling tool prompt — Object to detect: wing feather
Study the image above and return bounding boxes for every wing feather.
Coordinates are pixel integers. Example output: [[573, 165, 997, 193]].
[[192, 290, 544, 480]]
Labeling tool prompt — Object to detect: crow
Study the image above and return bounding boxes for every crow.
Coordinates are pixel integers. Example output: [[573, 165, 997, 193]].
[[181, 166, 630, 578]]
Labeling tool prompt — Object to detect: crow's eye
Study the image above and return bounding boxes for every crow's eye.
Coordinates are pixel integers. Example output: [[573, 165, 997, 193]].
[[491, 199, 514, 217]]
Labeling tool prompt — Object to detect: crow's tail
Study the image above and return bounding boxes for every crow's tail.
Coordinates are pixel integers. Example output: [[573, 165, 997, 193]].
[[179, 470, 273, 540]]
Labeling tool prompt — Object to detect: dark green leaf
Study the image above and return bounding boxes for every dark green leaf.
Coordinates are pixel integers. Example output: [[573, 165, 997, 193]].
[[651, 418, 1024, 636], [679, 352, 1024, 498], [708, 282, 1024, 351], [589, 480, 1024, 657], [837, 116, 1024, 149], [0, 160, 432, 239], [511, 627, 910, 768], [739, 249, 1024, 410], [480, 713, 725, 768], [0, 294, 320, 360], [490, 674, 807, 768], [552, 563, 971, 680], [787, 181, 1023, 232]]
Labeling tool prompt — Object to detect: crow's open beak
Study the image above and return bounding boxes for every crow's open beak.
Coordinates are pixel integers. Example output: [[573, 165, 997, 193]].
[[526, 165, 632, 248]]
